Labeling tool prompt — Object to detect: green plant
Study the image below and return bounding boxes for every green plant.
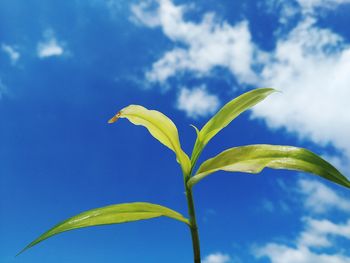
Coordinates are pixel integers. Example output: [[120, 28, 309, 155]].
[[20, 88, 350, 262]]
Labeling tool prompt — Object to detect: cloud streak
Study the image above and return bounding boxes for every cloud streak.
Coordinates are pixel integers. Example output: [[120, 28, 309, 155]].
[[1, 44, 20, 64], [298, 179, 350, 214]]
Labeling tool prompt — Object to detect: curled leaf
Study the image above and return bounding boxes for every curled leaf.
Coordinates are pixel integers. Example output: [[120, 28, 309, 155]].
[[109, 105, 191, 175], [188, 144, 350, 188]]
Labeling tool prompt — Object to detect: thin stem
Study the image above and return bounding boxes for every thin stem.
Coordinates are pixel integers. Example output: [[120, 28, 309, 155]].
[[185, 185, 201, 263], [186, 137, 203, 263]]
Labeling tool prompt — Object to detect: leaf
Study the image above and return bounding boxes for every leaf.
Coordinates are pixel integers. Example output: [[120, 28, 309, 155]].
[[108, 105, 191, 175], [19, 202, 189, 255], [188, 144, 350, 188], [191, 88, 276, 166]]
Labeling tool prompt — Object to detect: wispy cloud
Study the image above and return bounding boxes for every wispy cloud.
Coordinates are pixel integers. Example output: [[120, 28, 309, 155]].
[[255, 242, 350, 263], [1, 44, 20, 64], [296, 0, 350, 13], [255, 218, 350, 263], [37, 30, 65, 58], [202, 252, 231, 263], [298, 179, 350, 214], [176, 85, 220, 119], [298, 217, 350, 248], [264, 0, 350, 21], [254, 178, 350, 263]]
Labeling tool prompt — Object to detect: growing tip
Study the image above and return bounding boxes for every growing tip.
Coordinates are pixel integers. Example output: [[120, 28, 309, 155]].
[[190, 124, 200, 135], [108, 112, 121, 124]]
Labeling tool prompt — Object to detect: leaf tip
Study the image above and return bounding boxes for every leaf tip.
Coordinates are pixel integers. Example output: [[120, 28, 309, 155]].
[[190, 124, 200, 135], [16, 245, 29, 257], [268, 88, 281, 94], [108, 112, 122, 124]]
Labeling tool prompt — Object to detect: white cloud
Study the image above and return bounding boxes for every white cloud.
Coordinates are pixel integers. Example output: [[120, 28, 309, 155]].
[[265, 0, 350, 18], [296, 0, 350, 13], [132, 0, 350, 165], [37, 30, 64, 58], [251, 17, 350, 162], [132, 0, 258, 84], [255, 218, 350, 263], [256, 243, 350, 263], [1, 44, 20, 64], [254, 178, 350, 263], [298, 179, 350, 214], [202, 253, 231, 263], [131, 1, 160, 27], [176, 86, 220, 119], [260, 0, 300, 25], [298, 217, 350, 248]]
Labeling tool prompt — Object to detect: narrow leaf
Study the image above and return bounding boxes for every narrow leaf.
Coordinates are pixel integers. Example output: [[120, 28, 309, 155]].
[[19, 202, 189, 255], [109, 105, 191, 175], [191, 88, 276, 165], [188, 144, 350, 188]]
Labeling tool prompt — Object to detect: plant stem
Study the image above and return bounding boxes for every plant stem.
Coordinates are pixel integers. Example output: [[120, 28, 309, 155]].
[[185, 186, 201, 263]]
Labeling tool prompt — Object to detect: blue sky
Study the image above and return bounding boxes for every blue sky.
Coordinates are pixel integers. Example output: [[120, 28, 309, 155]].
[[1, 0, 350, 262]]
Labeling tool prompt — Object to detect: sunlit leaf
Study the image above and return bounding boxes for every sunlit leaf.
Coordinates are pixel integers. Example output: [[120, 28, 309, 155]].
[[109, 105, 191, 175], [191, 88, 276, 166], [188, 144, 350, 188], [19, 202, 189, 255]]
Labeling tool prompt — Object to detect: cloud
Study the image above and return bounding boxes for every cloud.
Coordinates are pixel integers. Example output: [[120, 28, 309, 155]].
[[37, 30, 65, 58], [296, 0, 350, 13], [298, 179, 350, 214], [130, 1, 160, 27], [263, 0, 350, 21], [1, 44, 20, 64], [176, 85, 220, 119], [255, 218, 350, 263], [254, 178, 350, 263], [251, 17, 350, 163], [131, 0, 258, 84], [298, 217, 350, 248], [132, 0, 350, 166], [256, 243, 350, 263], [202, 253, 231, 263]]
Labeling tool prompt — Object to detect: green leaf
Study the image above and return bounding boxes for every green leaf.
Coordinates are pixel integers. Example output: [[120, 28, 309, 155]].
[[108, 105, 191, 175], [191, 88, 276, 166], [188, 144, 350, 188], [19, 202, 189, 255]]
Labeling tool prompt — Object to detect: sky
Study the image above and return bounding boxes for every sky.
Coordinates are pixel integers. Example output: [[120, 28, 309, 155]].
[[1, 0, 350, 262]]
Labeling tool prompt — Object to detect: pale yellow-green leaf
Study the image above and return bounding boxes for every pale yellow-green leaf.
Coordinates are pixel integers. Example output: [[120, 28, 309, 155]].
[[19, 202, 189, 255], [109, 105, 191, 175], [188, 144, 350, 188], [191, 88, 276, 166]]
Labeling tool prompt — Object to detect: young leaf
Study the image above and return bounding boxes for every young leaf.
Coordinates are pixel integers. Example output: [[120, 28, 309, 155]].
[[109, 105, 191, 175], [188, 144, 350, 188], [19, 202, 189, 255], [191, 88, 276, 166]]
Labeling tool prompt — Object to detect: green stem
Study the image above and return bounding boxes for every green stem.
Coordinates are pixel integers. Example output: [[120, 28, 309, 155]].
[[185, 185, 201, 263]]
